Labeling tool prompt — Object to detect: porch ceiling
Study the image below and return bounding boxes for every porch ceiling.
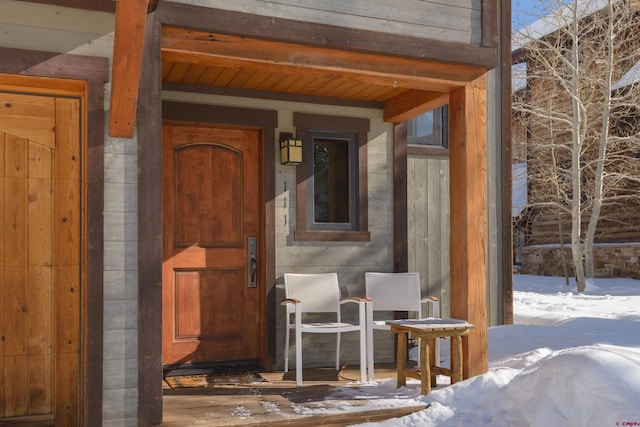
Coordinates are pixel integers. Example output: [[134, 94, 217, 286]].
[[160, 26, 484, 122]]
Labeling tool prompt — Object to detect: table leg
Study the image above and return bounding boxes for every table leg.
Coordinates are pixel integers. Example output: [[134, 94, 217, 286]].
[[396, 331, 407, 388], [419, 338, 431, 394], [451, 335, 463, 383], [428, 337, 437, 388]]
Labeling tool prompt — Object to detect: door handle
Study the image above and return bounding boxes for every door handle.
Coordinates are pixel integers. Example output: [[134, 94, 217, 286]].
[[248, 236, 257, 288]]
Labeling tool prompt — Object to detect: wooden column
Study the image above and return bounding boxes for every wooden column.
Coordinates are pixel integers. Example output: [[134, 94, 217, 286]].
[[448, 75, 489, 378], [137, 12, 163, 427]]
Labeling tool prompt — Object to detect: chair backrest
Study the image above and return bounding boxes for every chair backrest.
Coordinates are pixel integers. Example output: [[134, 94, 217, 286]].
[[365, 272, 422, 314], [284, 273, 341, 314]]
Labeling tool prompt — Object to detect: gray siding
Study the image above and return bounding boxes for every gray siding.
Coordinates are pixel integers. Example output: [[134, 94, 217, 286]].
[[487, 65, 503, 327], [174, 0, 482, 44], [273, 107, 396, 368], [0, 1, 114, 54], [103, 132, 140, 425], [407, 155, 451, 317]]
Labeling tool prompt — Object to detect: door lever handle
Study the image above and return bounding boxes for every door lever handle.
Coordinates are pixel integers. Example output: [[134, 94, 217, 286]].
[[248, 236, 257, 288]]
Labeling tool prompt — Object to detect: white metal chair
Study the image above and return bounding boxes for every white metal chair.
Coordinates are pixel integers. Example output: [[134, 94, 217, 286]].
[[365, 272, 440, 380], [282, 273, 368, 386]]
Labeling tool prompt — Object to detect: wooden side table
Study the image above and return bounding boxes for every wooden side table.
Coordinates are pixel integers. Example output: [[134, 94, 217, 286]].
[[385, 319, 475, 394]]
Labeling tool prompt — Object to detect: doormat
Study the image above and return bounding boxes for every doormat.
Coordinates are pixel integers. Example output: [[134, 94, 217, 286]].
[[164, 371, 267, 389]]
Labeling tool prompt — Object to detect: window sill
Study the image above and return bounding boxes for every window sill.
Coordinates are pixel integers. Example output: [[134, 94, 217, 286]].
[[408, 145, 449, 157], [294, 230, 371, 242]]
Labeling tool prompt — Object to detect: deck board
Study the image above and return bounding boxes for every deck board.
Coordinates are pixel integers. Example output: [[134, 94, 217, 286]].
[[161, 364, 428, 426]]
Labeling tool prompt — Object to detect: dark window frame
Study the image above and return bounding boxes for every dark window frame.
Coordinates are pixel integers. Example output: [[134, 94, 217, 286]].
[[306, 130, 358, 231], [407, 106, 449, 157], [293, 113, 370, 242]]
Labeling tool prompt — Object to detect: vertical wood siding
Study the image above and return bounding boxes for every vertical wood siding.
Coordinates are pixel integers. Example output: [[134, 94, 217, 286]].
[[407, 155, 451, 317]]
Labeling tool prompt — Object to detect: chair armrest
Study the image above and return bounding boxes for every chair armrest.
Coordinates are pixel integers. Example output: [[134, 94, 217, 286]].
[[340, 296, 369, 305], [281, 298, 301, 305], [420, 296, 440, 318]]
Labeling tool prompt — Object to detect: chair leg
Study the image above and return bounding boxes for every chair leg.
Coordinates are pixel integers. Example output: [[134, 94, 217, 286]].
[[284, 325, 290, 373], [366, 302, 374, 381], [335, 332, 341, 370], [295, 311, 303, 386], [358, 303, 366, 383]]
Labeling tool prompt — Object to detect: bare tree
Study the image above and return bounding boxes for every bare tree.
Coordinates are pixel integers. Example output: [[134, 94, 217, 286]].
[[512, 0, 640, 291]]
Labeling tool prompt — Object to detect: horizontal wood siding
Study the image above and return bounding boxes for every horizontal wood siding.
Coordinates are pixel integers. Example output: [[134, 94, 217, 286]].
[[0, 1, 114, 54], [517, 70, 640, 246], [407, 155, 451, 317], [172, 0, 482, 44]]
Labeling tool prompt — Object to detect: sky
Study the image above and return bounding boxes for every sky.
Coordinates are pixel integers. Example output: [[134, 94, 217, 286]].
[[512, 0, 557, 29], [293, 274, 640, 426]]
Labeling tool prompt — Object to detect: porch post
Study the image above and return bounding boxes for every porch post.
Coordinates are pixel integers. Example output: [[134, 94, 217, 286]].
[[448, 75, 489, 378]]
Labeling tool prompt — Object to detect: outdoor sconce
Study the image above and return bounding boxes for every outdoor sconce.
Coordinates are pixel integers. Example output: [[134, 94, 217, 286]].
[[279, 132, 303, 165]]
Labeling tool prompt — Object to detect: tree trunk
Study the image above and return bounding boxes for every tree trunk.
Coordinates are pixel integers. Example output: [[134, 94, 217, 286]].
[[570, 2, 586, 293], [584, 0, 614, 283]]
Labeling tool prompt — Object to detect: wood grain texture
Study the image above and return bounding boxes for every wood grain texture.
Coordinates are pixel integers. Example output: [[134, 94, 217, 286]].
[[159, 0, 480, 44], [161, 28, 485, 93], [154, 1, 496, 68], [448, 75, 488, 378], [1, 48, 106, 427], [162, 125, 261, 365], [384, 91, 449, 123], [0, 135, 4, 375], [0, 94, 55, 148], [1, 90, 81, 421], [108, 0, 149, 137]]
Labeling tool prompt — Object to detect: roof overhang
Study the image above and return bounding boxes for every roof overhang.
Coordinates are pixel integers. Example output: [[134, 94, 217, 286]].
[[109, 5, 487, 138]]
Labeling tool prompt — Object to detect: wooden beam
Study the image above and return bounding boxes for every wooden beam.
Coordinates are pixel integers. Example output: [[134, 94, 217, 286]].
[[384, 90, 449, 123], [156, 2, 498, 70], [448, 75, 489, 379], [108, 0, 150, 138], [161, 27, 487, 93]]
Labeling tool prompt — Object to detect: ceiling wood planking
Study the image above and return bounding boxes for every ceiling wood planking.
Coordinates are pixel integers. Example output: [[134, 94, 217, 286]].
[[157, 23, 491, 123], [196, 67, 226, 86], [109, 0, 150, 138], [181, 64, 208, 85], [161, 27, 484, 92]]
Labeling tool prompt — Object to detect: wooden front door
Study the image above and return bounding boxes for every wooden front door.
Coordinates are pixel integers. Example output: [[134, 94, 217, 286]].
[[0, 91, 82, 424], [162, 124, 261, 365]]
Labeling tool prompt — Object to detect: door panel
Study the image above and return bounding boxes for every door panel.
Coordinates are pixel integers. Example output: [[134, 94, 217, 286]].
[[0, 93, 81, 425], [162, 124, 261, 365]]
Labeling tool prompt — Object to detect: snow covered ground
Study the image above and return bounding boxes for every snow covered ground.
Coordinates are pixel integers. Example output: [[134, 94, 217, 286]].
[[344, 274, 640, 427]]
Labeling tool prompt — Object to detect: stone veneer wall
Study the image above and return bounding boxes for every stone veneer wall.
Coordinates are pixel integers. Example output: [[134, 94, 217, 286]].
[[519, 244, 640, 279]]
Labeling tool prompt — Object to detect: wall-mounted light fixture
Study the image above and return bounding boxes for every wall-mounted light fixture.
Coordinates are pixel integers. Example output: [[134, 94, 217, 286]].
[[279, 132, 303, 165]]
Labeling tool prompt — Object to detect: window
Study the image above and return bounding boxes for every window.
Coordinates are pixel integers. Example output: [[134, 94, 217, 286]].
[[293, 113, 370, 242], [407, 106, 448, 155], [308, 131, 357, 230]]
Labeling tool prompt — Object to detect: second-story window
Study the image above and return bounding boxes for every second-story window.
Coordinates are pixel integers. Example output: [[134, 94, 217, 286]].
[[408, 106, 448, 149]]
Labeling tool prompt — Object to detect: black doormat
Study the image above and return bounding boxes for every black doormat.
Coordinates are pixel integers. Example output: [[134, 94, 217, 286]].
[[164, 371, 267, 389], [163, 361, 262, 377]]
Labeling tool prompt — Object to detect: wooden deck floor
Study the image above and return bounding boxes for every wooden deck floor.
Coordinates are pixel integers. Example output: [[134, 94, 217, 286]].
[[161, 364, 428, 426]]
